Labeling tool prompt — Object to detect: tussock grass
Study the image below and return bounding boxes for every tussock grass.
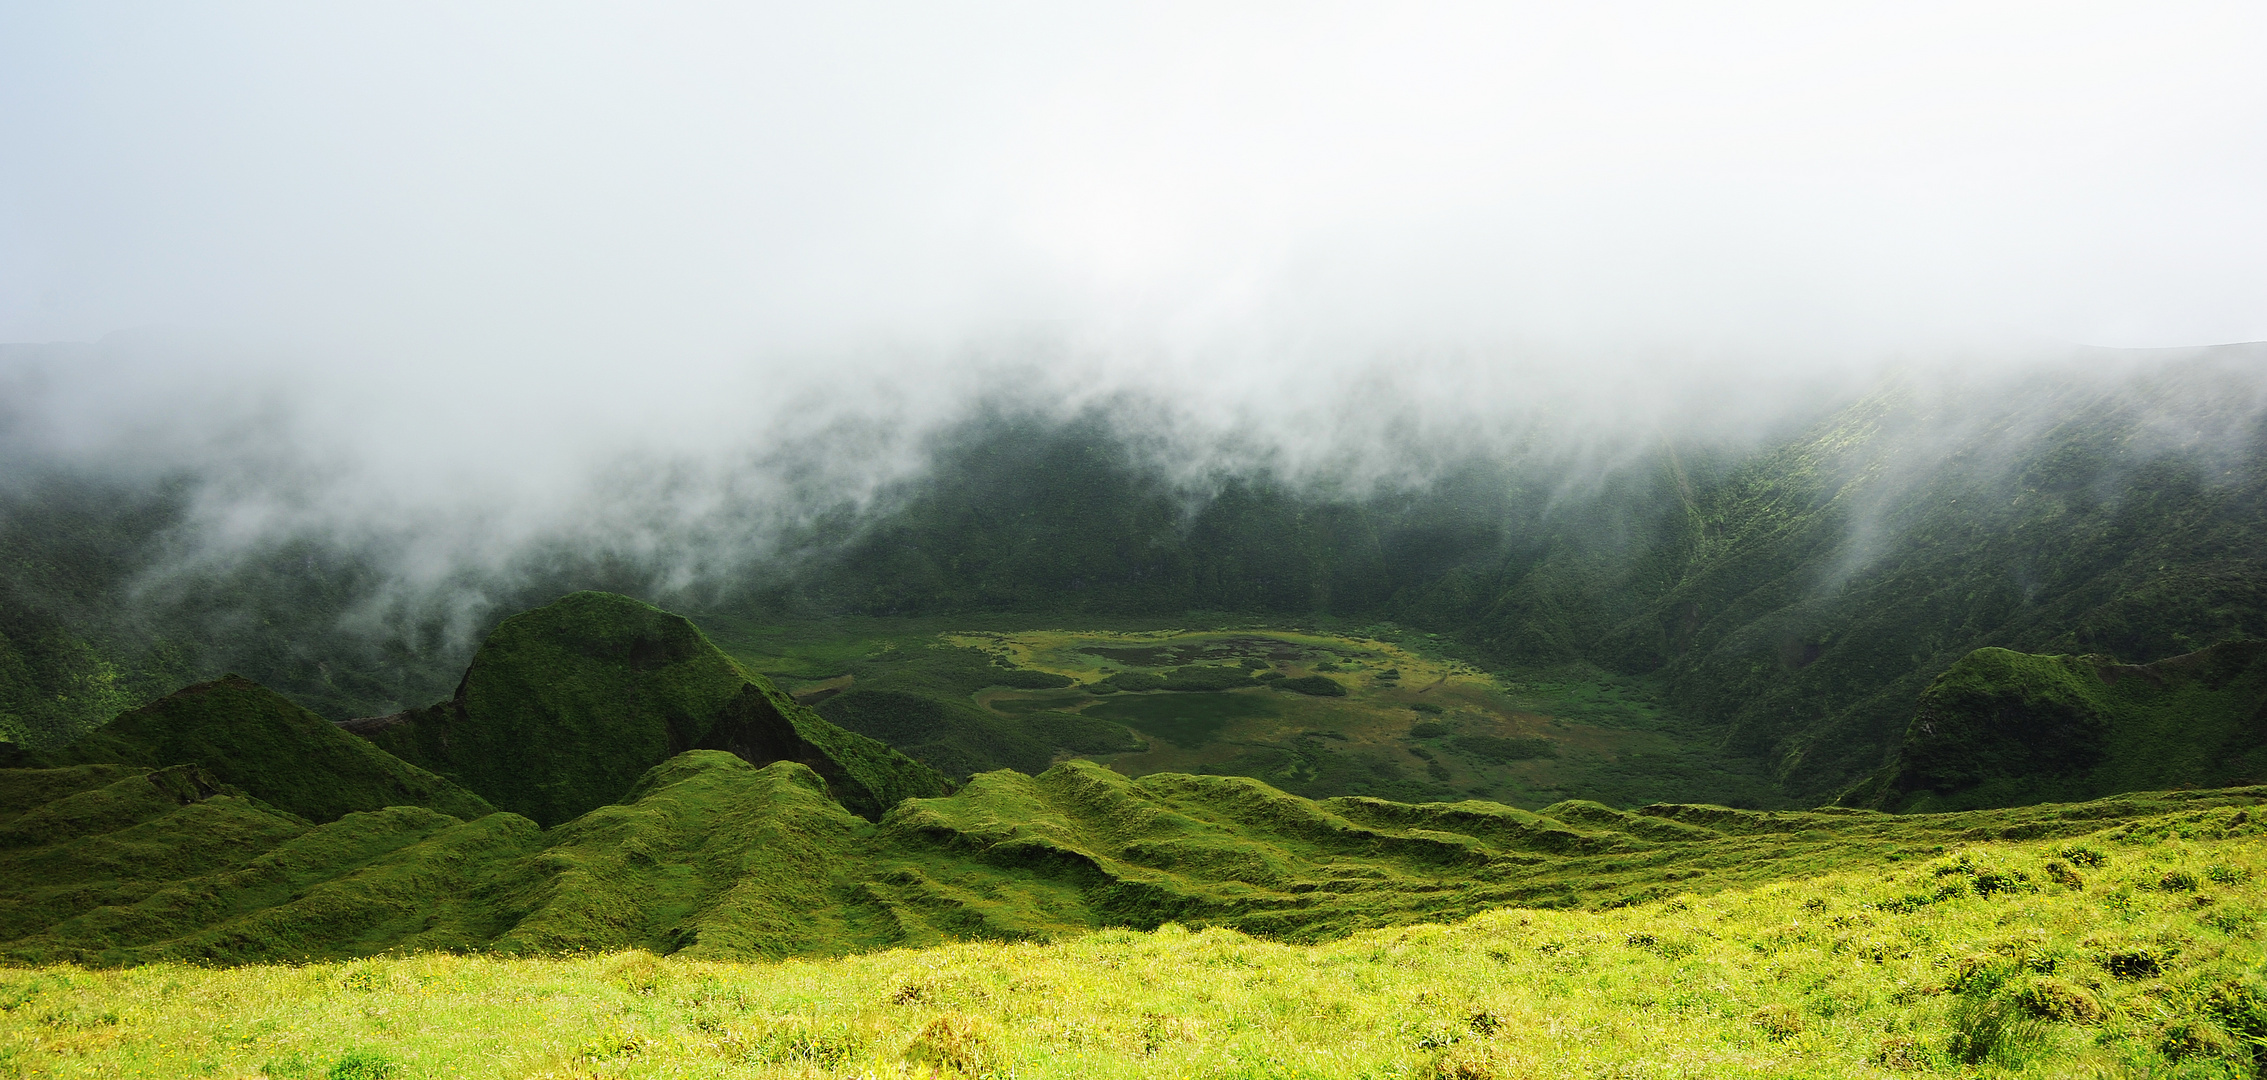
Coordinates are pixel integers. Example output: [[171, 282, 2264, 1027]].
[[5, 824, 2263, 1079]]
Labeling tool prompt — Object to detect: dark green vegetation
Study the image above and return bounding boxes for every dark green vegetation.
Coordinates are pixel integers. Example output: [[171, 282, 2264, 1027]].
[[355, 593, 947, 824], [1845, 640, 2267, 812], [789, 636, 1143, 780], [770, 348, 2267, 803], [1082, 691, 1275, 748], [4, 345, 2267, 812], [7, 732, 2264, 966], [1, 676, 492, 823]]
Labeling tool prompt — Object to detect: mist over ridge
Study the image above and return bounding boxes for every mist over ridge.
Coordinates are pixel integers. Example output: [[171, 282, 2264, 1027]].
[[6, 5, 2267, 812], [5, 331, 2258, 632]]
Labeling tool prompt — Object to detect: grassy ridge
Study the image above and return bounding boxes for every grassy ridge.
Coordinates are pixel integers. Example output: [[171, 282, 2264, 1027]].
[[360, 593, 949, 825], [7, 677, 493, 823], [1847, 641, 2267, 811], [3, 812, 2263, 1078], [6, 735, 2264, 970]]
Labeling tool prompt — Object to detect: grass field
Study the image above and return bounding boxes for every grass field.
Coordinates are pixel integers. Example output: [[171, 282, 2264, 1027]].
[[699, 618, 1774, 809], [954, 627, 1775, 808], [4, 814, 2261, 1079]]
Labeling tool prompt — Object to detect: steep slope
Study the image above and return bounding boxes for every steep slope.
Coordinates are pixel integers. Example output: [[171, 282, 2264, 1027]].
[[10, 676, 493, 823], [355, 592, 950, 825], [1842, 641, 2267, 811]]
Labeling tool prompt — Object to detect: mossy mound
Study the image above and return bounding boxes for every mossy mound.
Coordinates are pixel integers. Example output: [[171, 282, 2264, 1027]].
[[357, 592, 949, 825], [1847, 641, 2267, 811], [16, 676, 493, 823], [492, 751, 883, 960]]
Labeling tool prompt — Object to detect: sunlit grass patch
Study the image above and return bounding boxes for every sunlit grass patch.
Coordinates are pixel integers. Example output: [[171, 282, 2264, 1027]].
[[5, 824, 2263, 1079]]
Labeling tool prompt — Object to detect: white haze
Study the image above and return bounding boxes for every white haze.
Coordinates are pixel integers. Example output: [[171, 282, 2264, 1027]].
[[2, 2, 2266, 595]]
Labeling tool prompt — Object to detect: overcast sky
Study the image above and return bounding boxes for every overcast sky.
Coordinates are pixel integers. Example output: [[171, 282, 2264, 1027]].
[[3, 2, 2264, 544]]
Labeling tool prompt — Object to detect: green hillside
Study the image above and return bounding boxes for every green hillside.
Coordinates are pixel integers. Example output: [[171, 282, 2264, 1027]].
[[4, 676, 492, 823], [6, 819, 2263, 1078], [5, 735, 2262, 966], [1844, 641, 2267, 811], [355, 592, 949, 825], [4, 353, 2265, 810]]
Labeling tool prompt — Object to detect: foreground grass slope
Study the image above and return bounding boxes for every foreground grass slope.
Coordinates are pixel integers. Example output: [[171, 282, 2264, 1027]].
[[3, 806, 2262, 1079]]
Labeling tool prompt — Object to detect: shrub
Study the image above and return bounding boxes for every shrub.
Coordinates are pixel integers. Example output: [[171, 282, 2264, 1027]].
[[1276, 675, 1347, 697], [2058, 845, 2106, 868], [1971, 868, 2033, 896], [1410, 702, 1445, 714]]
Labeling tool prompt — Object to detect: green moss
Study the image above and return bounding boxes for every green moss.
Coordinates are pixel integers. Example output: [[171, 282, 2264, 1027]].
[[26, 677, 493, 823]]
